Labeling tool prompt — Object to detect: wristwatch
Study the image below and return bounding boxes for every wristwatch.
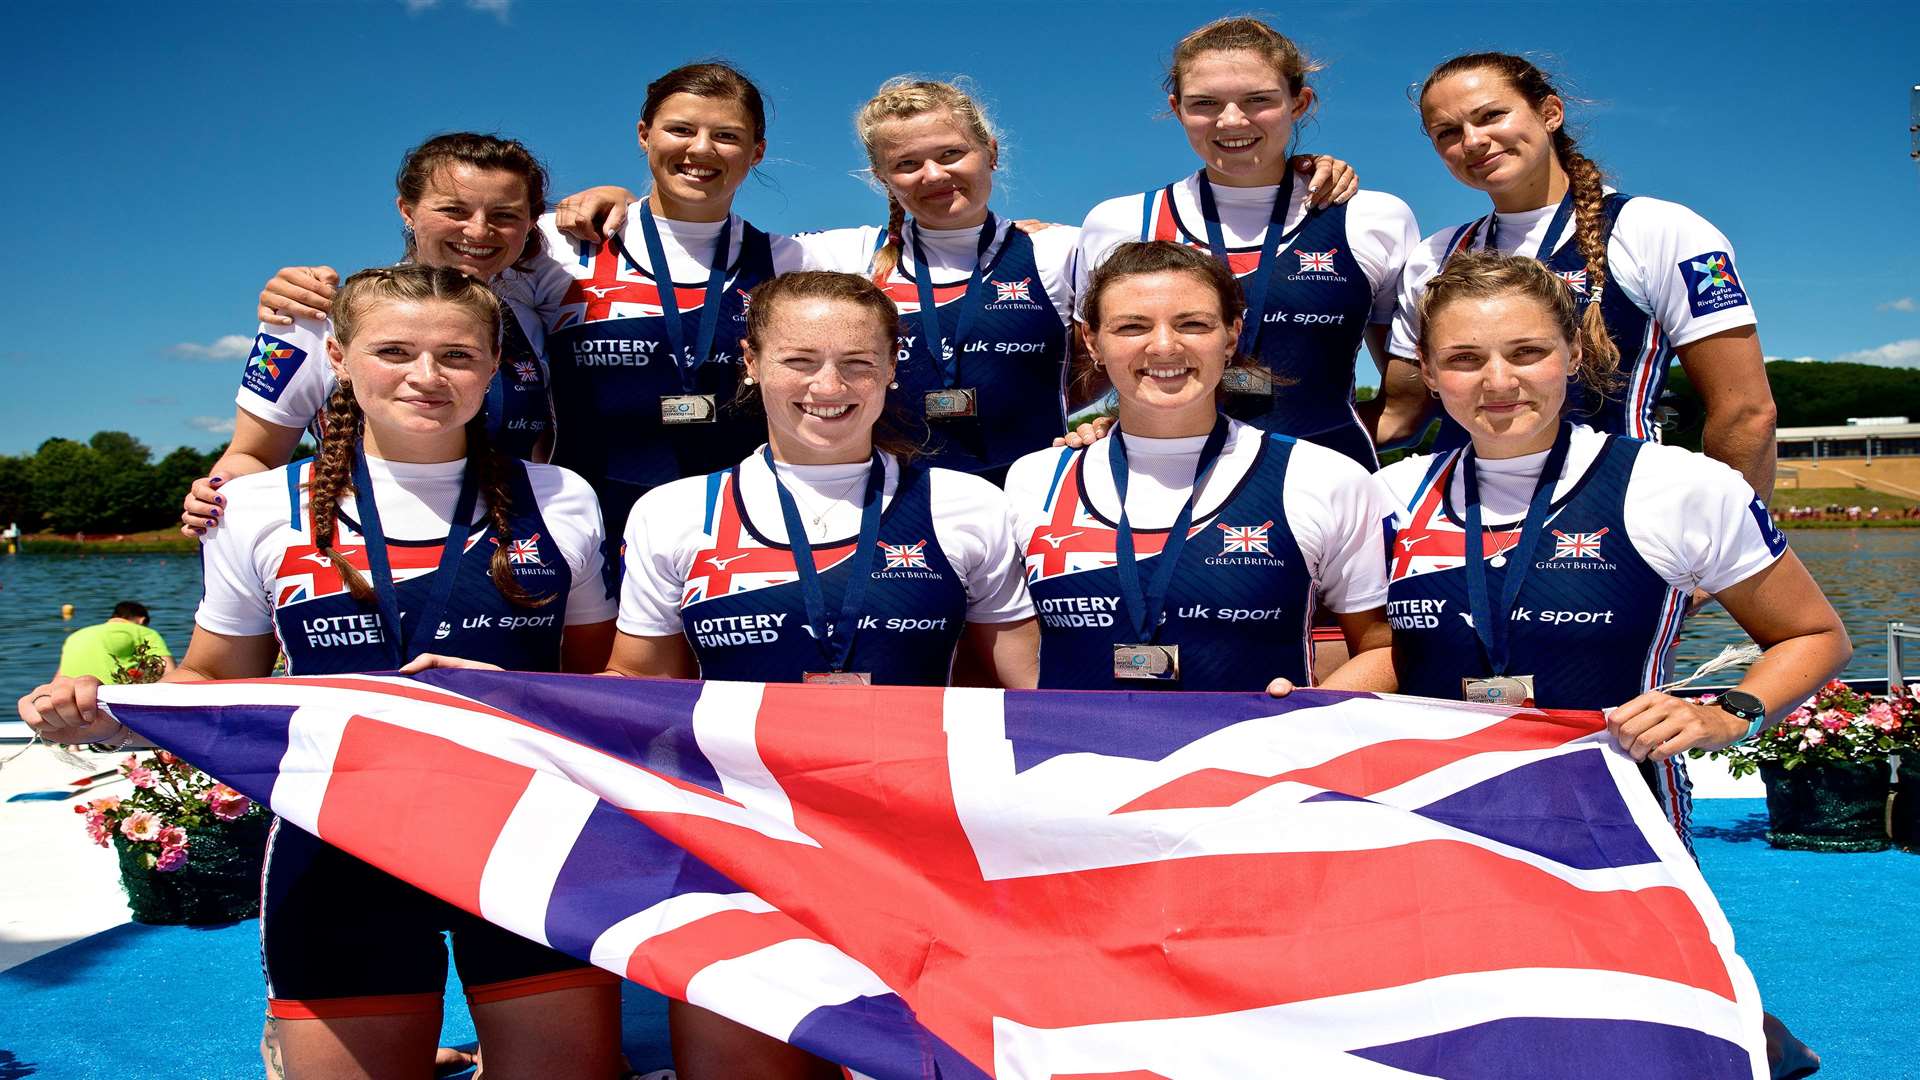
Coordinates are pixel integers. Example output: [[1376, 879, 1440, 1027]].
[[1718, 689, 1768, 741]]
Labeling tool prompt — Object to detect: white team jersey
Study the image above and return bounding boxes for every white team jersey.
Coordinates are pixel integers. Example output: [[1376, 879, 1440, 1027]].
[[787, 219, 1080, 325], [1387, 194, 1758, 360], [1003, 420, 1393, 614], [1073, 176, 1418, 327], [233, 266, 557, 432], [618, 449, 1035, 638], [1375, 424, 1782, 596], [197, 456, 614, 637]]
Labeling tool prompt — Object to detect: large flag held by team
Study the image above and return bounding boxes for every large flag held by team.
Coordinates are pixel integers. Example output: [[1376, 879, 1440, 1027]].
[[98, 673, 1767, 1078]]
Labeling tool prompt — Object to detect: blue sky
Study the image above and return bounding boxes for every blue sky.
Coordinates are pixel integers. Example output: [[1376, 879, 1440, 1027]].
[[2, 0, 1916, 456]]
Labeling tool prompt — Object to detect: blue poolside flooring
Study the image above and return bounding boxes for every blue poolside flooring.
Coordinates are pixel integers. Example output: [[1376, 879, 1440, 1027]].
[[1, 799, 1916, 1079]]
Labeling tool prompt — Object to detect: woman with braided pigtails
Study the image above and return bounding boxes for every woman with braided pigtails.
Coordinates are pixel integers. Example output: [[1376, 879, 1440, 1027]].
[[23, 265, 622, 1079], [1374, 53, 1777, 501]]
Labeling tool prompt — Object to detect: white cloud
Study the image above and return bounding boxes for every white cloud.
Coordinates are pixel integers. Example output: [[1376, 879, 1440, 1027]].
[[1830, 339, 1920, 369], [1879, 297, 1918, 313], [168, 335, 254, 361], [186, 416, 237, 436], [400, 0, 510, 18]]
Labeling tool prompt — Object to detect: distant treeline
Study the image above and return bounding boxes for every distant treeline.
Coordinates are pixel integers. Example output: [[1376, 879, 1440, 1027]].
[[1664, 361, 1920, 451]]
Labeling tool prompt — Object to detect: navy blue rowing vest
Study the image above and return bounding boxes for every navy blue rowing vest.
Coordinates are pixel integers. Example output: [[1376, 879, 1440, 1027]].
[[1434, 194, 1663, 448], [882, 227, 1069, 476], [1024, 431, 1316, 691], [677, 462, 968, 684], [266, 458, 571, 675], [490, 303, 552, 461], [1385, 436, 1685, 709], [544, 224, 775, 538], [1145, 184, 1377, 470]]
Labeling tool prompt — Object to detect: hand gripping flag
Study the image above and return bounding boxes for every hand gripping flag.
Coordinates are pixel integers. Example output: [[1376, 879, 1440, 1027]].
[[96, 675, 1767, 1079]]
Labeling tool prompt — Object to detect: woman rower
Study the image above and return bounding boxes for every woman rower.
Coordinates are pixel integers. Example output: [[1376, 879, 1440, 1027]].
[[608, 269, 1038, 1077], [1074, 16, 1418, 471], [1376, 53, 1777, 499], [182, 132, 563, 536], [1378, 251, 1843, 1080], [24, 265, 622, 1079], [1006, 240, 1392, 691]]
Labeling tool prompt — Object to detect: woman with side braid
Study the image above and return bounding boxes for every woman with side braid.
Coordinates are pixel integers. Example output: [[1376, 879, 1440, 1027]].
[[23, 265, 621, 1079], [1375, 53, 1777, 500]]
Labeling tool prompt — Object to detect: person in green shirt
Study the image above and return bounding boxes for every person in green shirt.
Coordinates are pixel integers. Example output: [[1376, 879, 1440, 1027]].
[[56, 602, 174, 682]]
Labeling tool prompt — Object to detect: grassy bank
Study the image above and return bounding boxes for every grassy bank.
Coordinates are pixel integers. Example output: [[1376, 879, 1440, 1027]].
[[13, 529, 199, 555], [1770, 487, 1920, 529]]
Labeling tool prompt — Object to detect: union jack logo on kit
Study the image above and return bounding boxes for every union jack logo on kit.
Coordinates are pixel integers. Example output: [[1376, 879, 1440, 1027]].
[[492, 535, 544, 565], [879, 540, 929, 570], [992, 278, 1032, 303], [1296, 249, 1338, 273], [1552, 527, 1609, 560], [1217, 521, 1273, 554], [512, 360, 540, 383], [1555, 269, 1590, 295]]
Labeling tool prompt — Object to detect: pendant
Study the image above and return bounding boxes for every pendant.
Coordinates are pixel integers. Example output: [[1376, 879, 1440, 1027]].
[[925, 387, 979, 419], [1113, 644, 1180, 682], [660, 393, 718, 424], [802, 671, 874, 685], [1461, 674, 1536, 707], [1219, 366, 1274, 396]]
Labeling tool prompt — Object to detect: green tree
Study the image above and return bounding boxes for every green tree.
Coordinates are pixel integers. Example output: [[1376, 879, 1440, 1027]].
[[1663, 361, 1920, 451], [0, 455, 32, 528], [86, 431, 164, 531], [30, 438, 109, 533], [152, 445, 218, 527]]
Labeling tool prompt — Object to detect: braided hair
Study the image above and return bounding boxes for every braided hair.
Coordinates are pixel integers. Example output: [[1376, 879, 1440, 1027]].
[[311, 265, 553, 611], [854, 77, 1001, 284], [1420, 53, 1622, 378]]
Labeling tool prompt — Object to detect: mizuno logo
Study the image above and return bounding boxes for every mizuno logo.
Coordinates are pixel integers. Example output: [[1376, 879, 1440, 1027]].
[[1035, 531, 1083, 549], [1398, 535, 1428, 552], [581, 284, 627, 299], [706, 554, 750, 570]]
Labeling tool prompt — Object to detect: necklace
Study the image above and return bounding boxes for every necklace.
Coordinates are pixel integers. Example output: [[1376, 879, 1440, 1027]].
[[776, 467, 872, 538]]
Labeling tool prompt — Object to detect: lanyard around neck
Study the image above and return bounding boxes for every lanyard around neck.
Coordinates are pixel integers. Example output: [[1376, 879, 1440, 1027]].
[[761, 448, 887, 673], [613, 198, 733, 393], [1460, 421, 1573, 676], [1107, 416, 1231, 643], [1486, 190, 1574, 261], [909, 213, 999, 389], [1195, 169, 1302, 357], [348, 451, 480, 668]]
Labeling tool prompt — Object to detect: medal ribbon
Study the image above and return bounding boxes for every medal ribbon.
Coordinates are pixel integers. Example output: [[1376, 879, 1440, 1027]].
[[614, 198, 733, 394], [1195, 169, 1305, 357], [1486, 190, 1575, 260], [909, 213, 999, 390], [348, 450, 481, 668], [762, 448, 887, 673], [1108, 416, 1231, 644], [1461, 421, 1573, 676]]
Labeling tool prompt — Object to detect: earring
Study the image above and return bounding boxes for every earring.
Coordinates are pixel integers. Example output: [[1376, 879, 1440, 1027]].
[[1427, 388, 1439, 399], [742, 374, 755, 386], [888, 380, 899, 389]]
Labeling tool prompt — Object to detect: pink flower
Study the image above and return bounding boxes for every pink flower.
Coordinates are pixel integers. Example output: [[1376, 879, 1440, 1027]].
[[157, 826, 188, 851], [1784, 708, 1813, 728], [153, 846, 188, 872], [1868, 702, 1901, 732], [82, 812, 111, 847], [1817, 710, 1851, 732], [1802, 729, 1827, 748], [121, 760, 156, 789], [154, 750, 178, 766], [202, 785, 251, 822], [120, 811, 161, 842], [89, 796, 121, 813]]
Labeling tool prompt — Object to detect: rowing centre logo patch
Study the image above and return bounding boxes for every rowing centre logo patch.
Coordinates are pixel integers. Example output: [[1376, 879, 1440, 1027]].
[[1678, 251, 1749, 318], [241, 333, 307, 403]]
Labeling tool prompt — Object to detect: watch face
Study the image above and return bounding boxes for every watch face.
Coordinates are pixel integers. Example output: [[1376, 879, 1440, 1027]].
[[1720, 689, 1765, 718]]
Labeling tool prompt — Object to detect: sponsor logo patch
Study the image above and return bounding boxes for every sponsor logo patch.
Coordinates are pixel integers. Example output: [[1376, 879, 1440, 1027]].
[[1749, 497, 1789, 556], [1677, 251, 1749, 318], [241, 333, 307, 403]]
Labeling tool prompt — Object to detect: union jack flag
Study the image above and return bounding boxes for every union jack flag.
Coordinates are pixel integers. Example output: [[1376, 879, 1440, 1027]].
[[1297, 249, 1339, 273], [491, 534, 544, 565], [99, 674, 1765, 1078], [511, 360, 540, 384], [1217, 520, 1273, 554], [1555, 269, 1590, 295], [1552, 527, 1610, 560], [992, 278, 1031, 303], [878, 540, 928, 570]]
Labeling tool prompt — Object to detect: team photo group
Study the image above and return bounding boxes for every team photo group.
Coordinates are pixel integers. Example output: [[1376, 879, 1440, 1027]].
[[19, 14, 1846, 1080]]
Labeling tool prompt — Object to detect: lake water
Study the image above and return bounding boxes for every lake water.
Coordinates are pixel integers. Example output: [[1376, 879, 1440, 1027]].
[[2, 529, 1916, 697]]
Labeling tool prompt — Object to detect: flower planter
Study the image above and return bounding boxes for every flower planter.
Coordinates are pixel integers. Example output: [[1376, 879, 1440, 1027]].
[[1893, 757, 1920, 853], [113, 813, 272, 925], [1760, 761, 1891, 852]]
